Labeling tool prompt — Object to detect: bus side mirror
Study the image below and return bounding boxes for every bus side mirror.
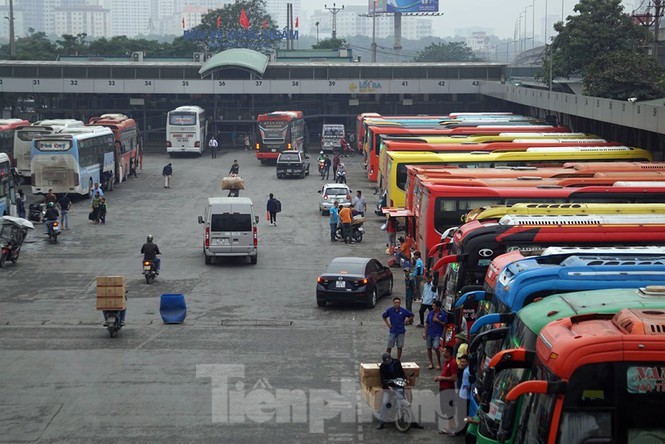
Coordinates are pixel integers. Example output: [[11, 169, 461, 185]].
[[479, 367, 495, 413], [198, 216, 204, 224]]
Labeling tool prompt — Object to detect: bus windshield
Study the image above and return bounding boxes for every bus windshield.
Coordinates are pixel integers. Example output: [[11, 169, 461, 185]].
[[169, 113, 196, 125]]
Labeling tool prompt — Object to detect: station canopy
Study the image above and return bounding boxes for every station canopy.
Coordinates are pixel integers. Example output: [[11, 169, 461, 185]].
[[198, 49, 269, 78]]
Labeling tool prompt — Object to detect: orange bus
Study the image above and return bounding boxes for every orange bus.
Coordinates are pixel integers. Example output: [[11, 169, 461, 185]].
[[89, 114, 141, 185], [494, 308, 665, 444]]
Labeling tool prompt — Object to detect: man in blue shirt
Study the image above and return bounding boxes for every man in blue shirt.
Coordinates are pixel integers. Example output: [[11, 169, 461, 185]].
[[417, 273, 437, 327], [410, 251, 424, 302], [423, 300, 448, 369], [382, 297, 414, 361], [329, 201, 339, 242]]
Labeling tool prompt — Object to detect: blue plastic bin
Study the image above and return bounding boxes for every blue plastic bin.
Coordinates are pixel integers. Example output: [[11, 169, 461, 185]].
[[160, 293, 187, 324]]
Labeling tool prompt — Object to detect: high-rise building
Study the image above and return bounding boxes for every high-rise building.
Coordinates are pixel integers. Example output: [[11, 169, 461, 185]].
[[0, 2, 24, 39], [264, 0, 301, 30], [54, 4, 111, 38], [104, 0, 151, 37]]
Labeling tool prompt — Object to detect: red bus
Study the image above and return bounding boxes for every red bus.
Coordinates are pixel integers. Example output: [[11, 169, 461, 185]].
[[256, 111, 306, 163], [0, 118, 30, 171], [429, 205, 665, 311], [365, 125, 576, 182], [89, 114, 140, 185], [495, 308, 665, 444]]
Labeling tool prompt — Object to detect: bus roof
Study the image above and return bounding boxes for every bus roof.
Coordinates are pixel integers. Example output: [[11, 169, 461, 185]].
[[0, 119, 30, 130], [537, 308, 665, 378], [466, 203, 665, 222], [258, 111, 304, 119], [386, 147, 653, 162], [34, 126, 113, 139], [519, 287, 665, 339], [171, 106, 205, 113], [498, 214, 665, 226]]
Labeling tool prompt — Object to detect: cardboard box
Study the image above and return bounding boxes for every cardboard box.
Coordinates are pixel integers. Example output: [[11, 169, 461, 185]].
[[96, 296, 126, 310], [96, 276, 126, 287], [221, 176, 245, 190], [359, 362, 420, 379], [96, 285, 126, 297]]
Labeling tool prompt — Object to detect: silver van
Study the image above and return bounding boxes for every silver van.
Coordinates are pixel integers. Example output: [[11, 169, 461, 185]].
[[198, 197, 259, 265]]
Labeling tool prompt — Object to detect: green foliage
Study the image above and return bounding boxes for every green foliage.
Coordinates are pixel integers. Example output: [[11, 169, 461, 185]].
[[549, 0, 643, 78], [413, 42, 477, 62], [191, 0, 281, 53], [311, 38, 348, 50], [583, 50, 665, 100], [7, 30, 57, 60], [56, 33, 88, 56]]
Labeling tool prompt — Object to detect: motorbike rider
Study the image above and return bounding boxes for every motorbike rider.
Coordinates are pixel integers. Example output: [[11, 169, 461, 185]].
[[141, 234, 161, 274], [336, 163, 347, 184], [43, 202, 59, 234], [376, 353, 422, 430]]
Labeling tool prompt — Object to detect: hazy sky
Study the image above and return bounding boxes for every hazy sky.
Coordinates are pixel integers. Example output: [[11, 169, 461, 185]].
[[300, 0, 636, 39]]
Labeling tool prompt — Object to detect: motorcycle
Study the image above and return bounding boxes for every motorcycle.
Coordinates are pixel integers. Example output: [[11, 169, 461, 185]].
[[142, 259, 157, 284], [336, 216, 365, 243], [0, 216, 34, 268], [103, 310, 124, 338], [44, 219, 60, 244], [228, 188, 240, 197], [28, 203, 44, 223], [335, 170, 347, 184], [340, 140, 356, 157], [318, 158, 325, 175]]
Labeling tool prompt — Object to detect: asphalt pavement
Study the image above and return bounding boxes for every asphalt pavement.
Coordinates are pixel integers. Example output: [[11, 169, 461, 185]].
[[0, 147, 463, 442]]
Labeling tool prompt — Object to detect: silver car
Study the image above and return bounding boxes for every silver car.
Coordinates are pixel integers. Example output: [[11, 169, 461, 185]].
[[318, 183, 351, 215]]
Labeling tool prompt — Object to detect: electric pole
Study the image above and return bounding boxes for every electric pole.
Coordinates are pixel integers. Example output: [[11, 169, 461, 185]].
[[9, 0, 15, 57], [325, 3, 344, 40]]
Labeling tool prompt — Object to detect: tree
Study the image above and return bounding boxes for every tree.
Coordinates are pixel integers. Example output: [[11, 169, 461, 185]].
[[56, 33, 88, 56], [548, 0, 644, 79], [413, 42, 477, 62], [10, 30, 57, 60], [187, 0, 282, 53], [583, 50, 665, 100], [311, 38, 348, 50]]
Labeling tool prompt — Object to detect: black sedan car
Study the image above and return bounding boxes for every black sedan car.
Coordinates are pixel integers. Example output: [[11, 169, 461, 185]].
[[316, 257, 393, 308]]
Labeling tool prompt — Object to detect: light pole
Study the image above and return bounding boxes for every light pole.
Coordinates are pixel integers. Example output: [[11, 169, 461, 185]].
[[371, 0, 377, 62], [324, 3, 344, 40], [532, 0, 535, 48], [315, 21, 320, 43], [8, 0, 15, 57]]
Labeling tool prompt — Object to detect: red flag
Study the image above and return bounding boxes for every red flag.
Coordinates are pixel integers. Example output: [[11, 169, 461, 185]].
[[262, 20, 268, 29], [182, 17, 185, 29], [239, 8, 250, 29], [295, 17, 299, 28], [216, 16, 221, 28]]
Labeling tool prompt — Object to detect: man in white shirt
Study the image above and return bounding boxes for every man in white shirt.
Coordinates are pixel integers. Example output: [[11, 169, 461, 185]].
[[417, 273, 437, 327], [208, 136, 219, 158], [352, 190, 366, 216]]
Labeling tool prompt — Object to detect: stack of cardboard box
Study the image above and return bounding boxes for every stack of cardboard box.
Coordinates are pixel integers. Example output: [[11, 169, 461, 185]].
[[96, 276, 126, 310], [359, 362, 420, 411]]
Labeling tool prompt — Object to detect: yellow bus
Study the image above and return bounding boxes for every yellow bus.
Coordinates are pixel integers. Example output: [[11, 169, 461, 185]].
[[465, 202, 665, 223], [381, 147, 654, 208]]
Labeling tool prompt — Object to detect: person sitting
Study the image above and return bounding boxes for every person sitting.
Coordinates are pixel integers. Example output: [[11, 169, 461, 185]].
[[395, 236, 414, 264]]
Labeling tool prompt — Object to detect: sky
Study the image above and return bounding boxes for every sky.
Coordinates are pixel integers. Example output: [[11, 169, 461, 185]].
[[300, 0, 638, 39]]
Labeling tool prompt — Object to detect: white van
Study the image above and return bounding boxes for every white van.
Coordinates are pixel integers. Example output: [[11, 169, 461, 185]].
[[321, 124, 345, 152], [198, 197, 259, 265]]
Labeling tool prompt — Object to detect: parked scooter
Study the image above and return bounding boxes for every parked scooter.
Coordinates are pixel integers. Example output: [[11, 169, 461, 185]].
[[28, 203, 44, 222], [336, 216, 365, 242], [340, 139, 356, 157], [142, 259, 158, 284], [0, 216, 34, 268]]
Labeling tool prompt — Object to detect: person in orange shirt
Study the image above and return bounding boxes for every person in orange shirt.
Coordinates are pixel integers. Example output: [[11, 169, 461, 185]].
[[338, 204, 353, 244], [395, 235, 413, 264]]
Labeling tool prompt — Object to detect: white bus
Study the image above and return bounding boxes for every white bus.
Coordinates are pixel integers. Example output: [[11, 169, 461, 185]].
[[166, 106, 207, 156], [14, 120, 85, 182], [31, 126, 115, 196]]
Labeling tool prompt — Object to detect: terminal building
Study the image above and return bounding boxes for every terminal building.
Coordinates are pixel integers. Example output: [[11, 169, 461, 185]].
[[0, 48, 662, 156]]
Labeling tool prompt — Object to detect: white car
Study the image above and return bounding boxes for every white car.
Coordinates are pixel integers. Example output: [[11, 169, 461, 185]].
[[318, 183, 352, 215]]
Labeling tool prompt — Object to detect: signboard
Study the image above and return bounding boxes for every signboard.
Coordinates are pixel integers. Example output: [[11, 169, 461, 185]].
[[36, 140, 71, 151], [369, 0, 439, 13], [627, 366, 665, 393]]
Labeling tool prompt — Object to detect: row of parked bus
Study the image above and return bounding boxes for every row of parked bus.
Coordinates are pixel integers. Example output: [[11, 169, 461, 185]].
[[0, 115, 142, 215], [355, 112, 665, 443]]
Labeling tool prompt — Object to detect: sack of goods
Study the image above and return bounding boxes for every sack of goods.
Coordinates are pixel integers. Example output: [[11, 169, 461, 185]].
[[221, 176, 245, 190], [351, 215, 366, 225]]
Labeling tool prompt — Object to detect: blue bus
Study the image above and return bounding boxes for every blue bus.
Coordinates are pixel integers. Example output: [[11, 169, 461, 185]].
[[31, 127, 115, 196], [0, 153, 16, 216]]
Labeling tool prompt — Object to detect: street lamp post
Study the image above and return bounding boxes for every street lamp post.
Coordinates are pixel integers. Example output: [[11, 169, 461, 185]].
[[532, 0, 536, 48], [324, 3, 344, 40], [8, 0, 15, 57], [315, 21, 320, 43]]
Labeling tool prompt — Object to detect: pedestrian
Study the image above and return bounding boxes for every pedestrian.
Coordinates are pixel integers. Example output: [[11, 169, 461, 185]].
[[229, 159, 240, 175], [231, 130, 237, 149], [208, 136, 218, 158], [395, 235, 413, 265], [91, 191, 102, 224], [99, 197, 107, 224], [44, 189, 57, 205], [423, 300, 447, 370], [411, 251, 425, 302], [129, 157, 138, 177], [329, 201, 339, 242], [417, 273, 436, 327], [434, 345, 458, 436], [338, 203, 353, 244], [162, 163, 173, 188], [332, 153, 340, 177], [454, 332, 469, 385], [57, 192, 71, 230], [16, 189, 26, 219], [267, 193, 279, 226], [386, 216, 397, 250], [352, 190, 366, 216], [323, 154, 331, 181], [243, 133, 250, 151], [382, 297, 414, 361], [89, 183, 104, 201], [336, 162, 346, 184], [457, 354, 471, 433], [403, 268, 415, 317]]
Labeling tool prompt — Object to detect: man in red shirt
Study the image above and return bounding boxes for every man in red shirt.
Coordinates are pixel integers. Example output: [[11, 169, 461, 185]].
[[434, 345, 458, 435]]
